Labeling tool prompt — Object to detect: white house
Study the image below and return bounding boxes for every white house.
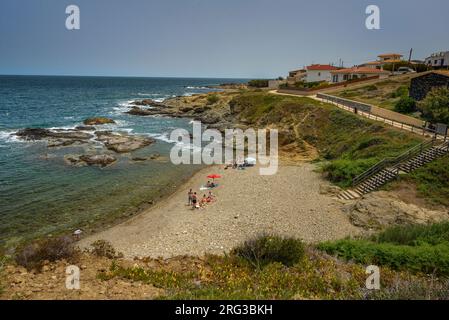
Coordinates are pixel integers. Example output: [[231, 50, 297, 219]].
[[305, 64, 340, 83], [330, 67, 390, 83], [425, 51, 449, 69]]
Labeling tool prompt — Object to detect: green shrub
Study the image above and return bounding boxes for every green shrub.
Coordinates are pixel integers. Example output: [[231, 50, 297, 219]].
[[390, 85, 409, 98], [394, 96, 416, 113], [321, 158, 378, 187], [89, 240, 123, 259], [365, 85, 378, 92], [404, 155, 449, 206], [248, 79, 269, 88], [231, 234, 305, 269], [15, 236, 77, 271], [419, 87, 449, 125], [206, 94, 220, 105], [318, 240, 449, 276], [371, 222, 449, 246]]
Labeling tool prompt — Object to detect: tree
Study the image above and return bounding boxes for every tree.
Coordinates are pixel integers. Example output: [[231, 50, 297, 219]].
[[394, 96, 416, 114], [248, 79, 269, 88], [418, 87, 449, 125]]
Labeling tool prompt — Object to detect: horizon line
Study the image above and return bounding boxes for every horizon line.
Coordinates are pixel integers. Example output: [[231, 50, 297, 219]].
[[0, 73, 257, 80]]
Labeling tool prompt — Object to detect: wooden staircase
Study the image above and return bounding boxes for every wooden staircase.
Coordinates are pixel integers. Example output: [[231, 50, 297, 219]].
[[338, 139, 449, 200]]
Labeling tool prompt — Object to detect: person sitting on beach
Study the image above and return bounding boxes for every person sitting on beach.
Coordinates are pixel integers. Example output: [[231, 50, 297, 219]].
[[207, 191, 215, 202], [201, 194, 208, 205], [206, 180, 217, 189]]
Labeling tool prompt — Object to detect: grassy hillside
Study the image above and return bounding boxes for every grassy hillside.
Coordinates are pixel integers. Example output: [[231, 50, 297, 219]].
[[230, 92, 422, 187], [397, 155, 449, 207], [319, 222, 449, 277], [329, 75, 415, 111]]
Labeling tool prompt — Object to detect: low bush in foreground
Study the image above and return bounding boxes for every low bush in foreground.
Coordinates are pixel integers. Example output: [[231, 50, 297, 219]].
[[89, 240, 124, 259], [230, 235, 305, 269], [97, 239, 449, 300], [15, 236, 77, 271]]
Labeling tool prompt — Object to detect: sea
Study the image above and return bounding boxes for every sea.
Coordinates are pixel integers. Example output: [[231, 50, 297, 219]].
[[0, 75, 247, 248]]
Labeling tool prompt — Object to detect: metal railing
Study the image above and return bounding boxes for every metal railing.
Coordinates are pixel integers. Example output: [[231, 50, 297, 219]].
[[352, 138, 437, 187]]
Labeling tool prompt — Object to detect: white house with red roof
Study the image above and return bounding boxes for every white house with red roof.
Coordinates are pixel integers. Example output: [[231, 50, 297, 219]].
[[305, 64, 340, 83], [330, 67, 390, 83]]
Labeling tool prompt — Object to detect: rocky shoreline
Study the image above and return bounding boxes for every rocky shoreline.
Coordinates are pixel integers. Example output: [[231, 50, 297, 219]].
[[124, 91, 243, 133], [14, 117, 156, 167]]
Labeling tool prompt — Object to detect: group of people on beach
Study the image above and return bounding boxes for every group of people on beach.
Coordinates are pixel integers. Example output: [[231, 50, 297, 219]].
[[187, 186, 216, 210], [224, 159, 254, 170]]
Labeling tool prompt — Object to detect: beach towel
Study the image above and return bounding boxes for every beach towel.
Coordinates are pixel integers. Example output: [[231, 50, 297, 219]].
[[200, 184, 219, 191]]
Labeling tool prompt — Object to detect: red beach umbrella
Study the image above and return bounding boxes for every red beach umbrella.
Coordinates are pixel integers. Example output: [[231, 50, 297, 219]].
[[207, 174, 221, 181]]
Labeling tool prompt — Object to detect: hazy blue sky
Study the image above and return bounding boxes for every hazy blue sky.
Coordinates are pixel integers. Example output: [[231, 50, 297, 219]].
[[0, 0, 448, 78]]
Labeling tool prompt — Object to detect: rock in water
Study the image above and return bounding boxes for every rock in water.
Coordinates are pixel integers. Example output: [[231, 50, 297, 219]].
[[80, 154, 117, 167], [16, 128, 93, 141], [95, 131, 155, 153], [64, 154, 117, 167], [83, 117, 116, 125], [75, 126, 96, 131], [15, 128, 52, 140]]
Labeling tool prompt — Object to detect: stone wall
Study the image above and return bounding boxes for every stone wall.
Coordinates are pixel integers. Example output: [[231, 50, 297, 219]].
[[410, 72, 449, 101]]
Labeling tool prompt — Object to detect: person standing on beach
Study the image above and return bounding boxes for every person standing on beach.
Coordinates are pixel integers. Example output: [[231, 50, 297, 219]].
[[191, 192, 198, 209], [188, 189, 193, 206]]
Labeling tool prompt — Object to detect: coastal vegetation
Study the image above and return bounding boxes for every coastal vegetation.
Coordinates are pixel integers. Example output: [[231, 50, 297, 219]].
[[394, 95, 417, 114], [90, 234, 449, 300], [319, 222, 449, 276], [332, 75, 415, 111], [229, 91, 422, 186], [419, 87, 449, 125], [248, 79, 269, 88], [397, 155, 449, 207], [206, 93, 220, 105]]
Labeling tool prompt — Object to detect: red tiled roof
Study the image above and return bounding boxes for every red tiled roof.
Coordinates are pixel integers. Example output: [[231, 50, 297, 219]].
[[306, 64, 339, 71], [331, 67, 390, 74]]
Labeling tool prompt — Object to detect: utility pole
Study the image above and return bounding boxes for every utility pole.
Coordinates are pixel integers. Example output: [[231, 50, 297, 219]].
[[408, 48, 413, 63]]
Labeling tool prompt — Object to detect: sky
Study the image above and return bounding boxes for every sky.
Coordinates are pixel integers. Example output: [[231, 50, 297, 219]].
[[0, 0, 448, 78]]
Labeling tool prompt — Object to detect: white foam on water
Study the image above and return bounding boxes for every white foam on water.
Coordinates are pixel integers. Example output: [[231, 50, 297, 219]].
[[185, 86, 209, 90], [148, 132, 202, 153], [0, 130, 23, 144], [117, 100, 136, 108]]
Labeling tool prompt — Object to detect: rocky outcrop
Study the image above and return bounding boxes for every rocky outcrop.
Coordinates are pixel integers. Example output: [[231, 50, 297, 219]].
[[16, 128, 93, 143], [95, 131, 155, 153], [131, 99, 166, 107], [343, 192, 449, 230], [64, 154, 117, 167], [83, 117, 116, 125], [75, 126, 96, 131]]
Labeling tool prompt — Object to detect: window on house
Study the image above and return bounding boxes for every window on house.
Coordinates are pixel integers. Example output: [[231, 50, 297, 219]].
[[318, 72, 321, 77]]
